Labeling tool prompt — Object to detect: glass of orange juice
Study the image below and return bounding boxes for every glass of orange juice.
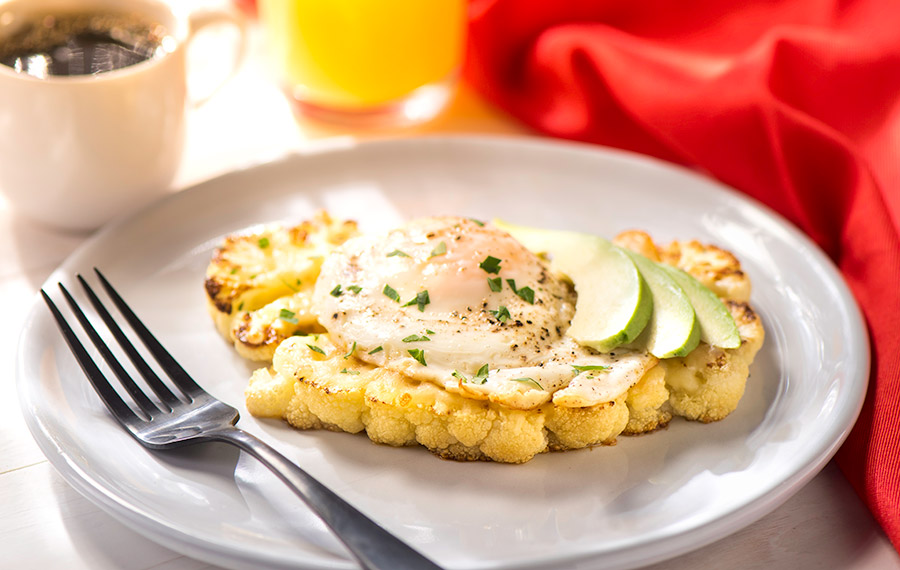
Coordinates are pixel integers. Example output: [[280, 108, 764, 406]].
[[258, 0, 466, 127]]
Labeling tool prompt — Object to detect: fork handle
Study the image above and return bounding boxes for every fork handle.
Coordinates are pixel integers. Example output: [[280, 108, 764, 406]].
[[206, 426, 443, 570]]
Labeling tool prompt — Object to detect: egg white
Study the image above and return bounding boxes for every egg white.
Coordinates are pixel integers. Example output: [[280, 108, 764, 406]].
[[313, 217, 656, 409]]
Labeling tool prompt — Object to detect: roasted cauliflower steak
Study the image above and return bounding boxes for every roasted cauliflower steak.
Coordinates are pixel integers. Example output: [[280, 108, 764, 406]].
[[208, 217, 764, 464]]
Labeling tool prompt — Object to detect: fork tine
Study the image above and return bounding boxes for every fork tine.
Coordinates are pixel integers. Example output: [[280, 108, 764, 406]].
[[57, 282, 160, 417], [94, 268, 207, 399], [41, 289, 140, 424], [76, 274, 180, 410]]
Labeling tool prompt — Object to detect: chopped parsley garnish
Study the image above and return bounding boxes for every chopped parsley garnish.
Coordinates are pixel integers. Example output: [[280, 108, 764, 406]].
[[347, 285, 362, 294], [512, 377, 543, 390], [487, 277, 503, 292], [307, 344, 326, 355], [330, 284, 343, 297], [340, 368, 360, 375], [258, 237, 270, 249], [504, 279, 535, 304], [402, 290, 431, 312], [429, 241, 447, 258], [278, 308, 298, 324], [408, 349, 427, 366], [280, 278, 301, 292], [490, 305, 511, 322], [368, 346, 384, 355], [479, 255, 502, 274], [452, 364, 490, 384], [237, 301, 244, 311], [425, 329, 436, 335], [469, 218, 485, 227], [383, 284, 402, 303], [402, 334, 431, 343], [515, 286, 535, 304], [230, 267, 238, 275], [473, 364, 490, 384], [386, 249, 410, 257], [344, 341, 357, 359]]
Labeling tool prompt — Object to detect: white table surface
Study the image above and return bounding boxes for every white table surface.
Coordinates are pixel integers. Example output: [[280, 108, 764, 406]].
[[2, 6, 899, 570]]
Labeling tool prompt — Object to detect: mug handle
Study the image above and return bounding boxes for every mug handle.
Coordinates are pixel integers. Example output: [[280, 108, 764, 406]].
[[185, 7, 248, 107]]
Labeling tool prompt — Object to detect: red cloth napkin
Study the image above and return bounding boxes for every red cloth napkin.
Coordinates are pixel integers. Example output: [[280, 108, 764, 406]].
[[465, 0, 900, 551]]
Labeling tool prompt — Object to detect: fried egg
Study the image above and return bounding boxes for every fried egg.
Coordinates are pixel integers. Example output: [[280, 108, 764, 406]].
[[313, 217, 656, 410]]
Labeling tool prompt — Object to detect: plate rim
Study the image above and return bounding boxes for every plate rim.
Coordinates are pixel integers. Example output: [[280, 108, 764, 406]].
[[17, 134, 870, 570]]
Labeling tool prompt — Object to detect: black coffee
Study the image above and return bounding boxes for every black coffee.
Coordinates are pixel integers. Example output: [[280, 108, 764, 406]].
[[0, 11, 169, 77]]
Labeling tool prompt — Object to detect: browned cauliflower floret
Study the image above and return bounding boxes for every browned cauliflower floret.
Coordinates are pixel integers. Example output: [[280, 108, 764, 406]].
[[205, 211, 359, 360], [661, 301, 764, 422], [623, 365, 672, 434], [659, 239, 751, 302], [247, 335, 636, 463]]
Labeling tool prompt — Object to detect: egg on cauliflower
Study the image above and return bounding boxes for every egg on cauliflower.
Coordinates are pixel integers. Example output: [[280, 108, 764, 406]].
[[207, 213, 764, 463]]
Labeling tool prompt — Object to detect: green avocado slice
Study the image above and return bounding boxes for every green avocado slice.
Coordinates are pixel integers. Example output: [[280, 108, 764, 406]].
[[494, 220, 652, 351], [621, 250, 701, 358], [657, 263, 741, 349]]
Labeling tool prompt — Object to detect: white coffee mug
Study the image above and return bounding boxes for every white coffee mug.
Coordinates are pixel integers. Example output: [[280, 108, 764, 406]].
[[0, 0, 245, 231]]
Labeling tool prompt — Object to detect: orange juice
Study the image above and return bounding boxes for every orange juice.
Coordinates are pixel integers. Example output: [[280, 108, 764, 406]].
[[259, 0, 466, 111]]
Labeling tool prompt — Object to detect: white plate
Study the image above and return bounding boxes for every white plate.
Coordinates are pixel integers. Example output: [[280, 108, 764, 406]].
[[17, 136, 868, 570]]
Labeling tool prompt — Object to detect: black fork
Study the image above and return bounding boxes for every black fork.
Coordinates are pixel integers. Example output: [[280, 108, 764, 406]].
[[41, 269, 442, 570]]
